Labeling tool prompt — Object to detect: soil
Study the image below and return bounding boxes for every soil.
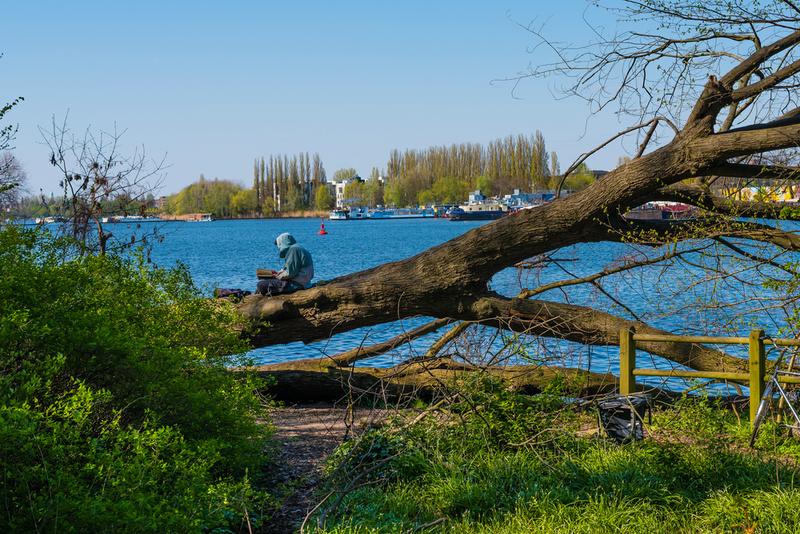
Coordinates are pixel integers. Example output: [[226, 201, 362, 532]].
[[260, 403, 389, 534]]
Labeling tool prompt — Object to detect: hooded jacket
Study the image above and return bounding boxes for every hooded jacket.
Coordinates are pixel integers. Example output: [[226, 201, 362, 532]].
[[275, 233, 314, 287]]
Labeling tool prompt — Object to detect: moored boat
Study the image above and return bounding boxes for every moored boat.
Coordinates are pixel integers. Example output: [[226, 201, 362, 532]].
[[625, 202, 696, 221], [329, 207, 435, 220], [448, 202, 509, 221], [349, 207, 370, 220], [186, 213, 213, 222], [369, 207, 434, 219], [34, 216, 67, 224]]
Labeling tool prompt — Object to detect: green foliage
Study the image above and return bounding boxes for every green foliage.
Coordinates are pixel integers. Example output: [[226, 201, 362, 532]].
[[230, 187, 258, 215], [167, 175, 244, 217], [363, 177, 384, 207], [651, 395, 734, 442], [333, 167, 359, 182], [314, 379, 800, 533], [316, 184, 334, 210], [344, 180, 366, 206], [555, 162, 595, 192], [779, 205, 800, 220], [435, 374, 571, 450], [0, 225, 271, 532], [474, 174, 494, 196], [384, 131, 557, 206], [261, 195, 276, 213], [383, 180, 408, 208], [417, 176, 472, 206], [338, 177, 384, 208], [284, 179, 303, 211]]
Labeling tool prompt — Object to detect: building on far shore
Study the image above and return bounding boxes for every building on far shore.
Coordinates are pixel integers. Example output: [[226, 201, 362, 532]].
[[154, 196, 169, 210], [329, 174, 363, 208]]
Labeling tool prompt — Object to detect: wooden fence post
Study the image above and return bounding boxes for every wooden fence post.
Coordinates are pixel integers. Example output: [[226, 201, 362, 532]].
[[749, 329, 766, 427], [620, 327, 636, 395]]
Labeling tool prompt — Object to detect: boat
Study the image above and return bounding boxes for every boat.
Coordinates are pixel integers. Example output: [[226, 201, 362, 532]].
[[186, 213, 213, 222], [34, 216, 66, 224], [329, 207, 436, 220], [349, 207, 370, 220], [625, 202, 696, 221], [448, 202, 509, 221], [101, 215, 161, 223], [327, 207, 371, 220], [329, 209, 349, 220], [369, 207, 435, 219]]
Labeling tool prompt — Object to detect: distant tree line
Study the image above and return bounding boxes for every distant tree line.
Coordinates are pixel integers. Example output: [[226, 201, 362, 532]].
[[166, 175, 252, 217], [165, 152, 333, 217], [14, 192, 158, 220], [380, 131, 593, 207], [155, 133, 597, 217], [8, 132, 598, 220]]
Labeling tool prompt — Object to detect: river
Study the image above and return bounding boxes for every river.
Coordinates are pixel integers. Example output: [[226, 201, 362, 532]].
[[126, 217, 795, 390]]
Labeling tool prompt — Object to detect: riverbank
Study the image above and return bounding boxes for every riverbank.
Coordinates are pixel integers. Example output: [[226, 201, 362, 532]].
[[158, 210, 330, 221], [297, 388, 800, 533]]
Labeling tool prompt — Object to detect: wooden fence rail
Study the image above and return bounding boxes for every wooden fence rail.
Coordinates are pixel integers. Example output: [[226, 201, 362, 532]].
[[619, 328, 800, 427]]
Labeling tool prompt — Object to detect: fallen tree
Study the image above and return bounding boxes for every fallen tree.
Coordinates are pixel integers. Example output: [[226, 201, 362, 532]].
[[243, 2, 800, 402]]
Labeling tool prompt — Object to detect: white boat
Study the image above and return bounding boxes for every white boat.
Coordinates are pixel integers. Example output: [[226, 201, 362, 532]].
[[329, 207, 370, 220], [101, 215, 161, 223], [35, 216, 66, 224]]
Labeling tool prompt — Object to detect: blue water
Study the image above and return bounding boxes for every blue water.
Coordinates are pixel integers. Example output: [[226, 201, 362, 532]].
[[127, 217, 797, 392]]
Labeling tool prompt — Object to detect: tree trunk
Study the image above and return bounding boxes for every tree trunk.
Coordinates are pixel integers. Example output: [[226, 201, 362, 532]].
[[252, 358, 621, 403]]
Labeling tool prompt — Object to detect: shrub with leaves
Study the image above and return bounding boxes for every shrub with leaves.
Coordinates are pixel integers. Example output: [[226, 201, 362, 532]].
[[0, 225, 271, 532], [315, 377, 800, 533]]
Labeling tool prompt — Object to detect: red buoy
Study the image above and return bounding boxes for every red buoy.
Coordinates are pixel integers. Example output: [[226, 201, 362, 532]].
[[318, 220, 328, 235]]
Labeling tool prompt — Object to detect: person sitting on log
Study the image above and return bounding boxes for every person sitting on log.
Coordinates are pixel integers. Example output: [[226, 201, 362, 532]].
[[256, 232, 314, 296]]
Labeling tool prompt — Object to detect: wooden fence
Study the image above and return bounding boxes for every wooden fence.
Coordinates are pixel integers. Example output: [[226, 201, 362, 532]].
[[618, 328, 800, 427]]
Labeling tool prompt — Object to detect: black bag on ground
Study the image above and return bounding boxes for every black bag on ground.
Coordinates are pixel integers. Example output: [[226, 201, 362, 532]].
[[597, 395, 651, 444], [213, 288, 252, 300]]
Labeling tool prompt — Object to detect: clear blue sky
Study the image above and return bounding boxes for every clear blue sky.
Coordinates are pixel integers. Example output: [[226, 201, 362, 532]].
[[5, 0, 626, 195]]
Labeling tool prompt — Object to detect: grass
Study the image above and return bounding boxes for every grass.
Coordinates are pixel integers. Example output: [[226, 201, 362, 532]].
[[308, 378, 800, 533]]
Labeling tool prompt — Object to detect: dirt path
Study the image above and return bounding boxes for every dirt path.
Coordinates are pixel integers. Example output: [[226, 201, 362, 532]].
[[262, 404, 388, 534]]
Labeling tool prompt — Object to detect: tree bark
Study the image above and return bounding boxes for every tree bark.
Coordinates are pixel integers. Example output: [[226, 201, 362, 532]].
[[252, 358, 622, 403]]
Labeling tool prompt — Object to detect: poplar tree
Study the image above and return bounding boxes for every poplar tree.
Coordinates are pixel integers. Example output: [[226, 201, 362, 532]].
[[253, 159, 261, 208]]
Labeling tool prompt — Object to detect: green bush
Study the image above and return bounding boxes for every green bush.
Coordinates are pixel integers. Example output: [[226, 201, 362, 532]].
[[0, 225, 271, 532], [314, 377, 800, 533]]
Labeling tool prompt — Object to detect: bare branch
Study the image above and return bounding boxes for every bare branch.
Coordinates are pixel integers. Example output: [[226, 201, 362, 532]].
[[330, 318, 452, 367], [518, 246, 707, 299]]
